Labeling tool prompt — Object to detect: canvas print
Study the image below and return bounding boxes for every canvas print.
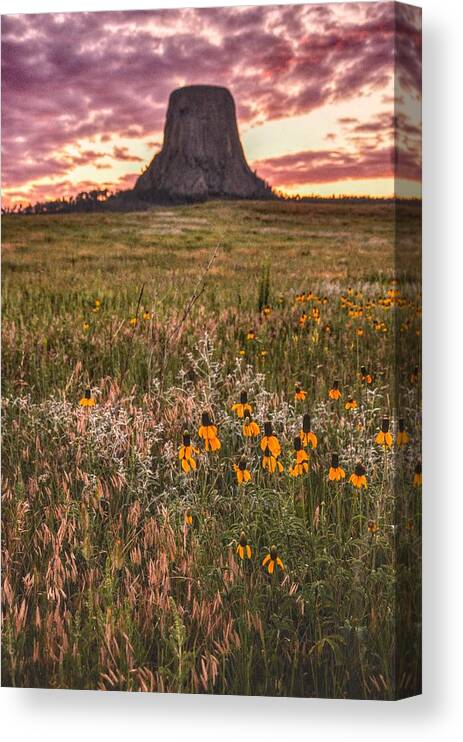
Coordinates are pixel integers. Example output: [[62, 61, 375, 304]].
[[1, 2, 422, 699]]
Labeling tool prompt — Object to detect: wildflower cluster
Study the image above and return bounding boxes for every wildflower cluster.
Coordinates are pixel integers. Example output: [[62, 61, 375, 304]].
[[3, 200, 422, 699]]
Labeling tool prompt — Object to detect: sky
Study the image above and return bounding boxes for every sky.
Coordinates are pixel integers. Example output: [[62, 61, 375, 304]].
[[1, 2, 422, 207]]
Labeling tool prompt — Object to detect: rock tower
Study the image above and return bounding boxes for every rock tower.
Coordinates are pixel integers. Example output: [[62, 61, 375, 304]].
[[134, 85, 273, 202]]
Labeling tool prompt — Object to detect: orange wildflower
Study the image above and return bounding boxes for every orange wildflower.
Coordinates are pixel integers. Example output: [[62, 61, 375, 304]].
[[375, 417, 393, 447], [243, 412, 260, 437], [294, 384, 306, 401], [413, 461, 422, 487], [397, 418, 410, 446], [233, 458, 251, 484], [178, 431, 199, 473], [262, 446, 284, 474], [260, 421, 281, 457], [262, 545, 284, 574], [345, 397, 358, 410], [349, 462, 368, 489], [289, 437, 309, 477], [79, 387, 96, 407], [300, 414, 318, 448], [329, 453, 346, 481], [361, 365, 373, 384], [328, 380, 342, 400], [198, 411, 221, 452], [236, 532, 252, 560], [231, 390, 253, 418]]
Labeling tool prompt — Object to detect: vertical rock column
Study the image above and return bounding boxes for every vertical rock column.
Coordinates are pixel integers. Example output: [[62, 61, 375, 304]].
[[134, 85, 273, 202]]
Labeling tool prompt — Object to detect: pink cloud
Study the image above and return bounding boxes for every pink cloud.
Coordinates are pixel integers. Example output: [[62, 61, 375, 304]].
[[252, 143, 421, 187], [112, 146, 143, 162], [1, 2, 421, 200]]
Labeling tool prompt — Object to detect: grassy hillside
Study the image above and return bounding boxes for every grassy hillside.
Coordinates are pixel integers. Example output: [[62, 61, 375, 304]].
[[2, 201, 421, 697]]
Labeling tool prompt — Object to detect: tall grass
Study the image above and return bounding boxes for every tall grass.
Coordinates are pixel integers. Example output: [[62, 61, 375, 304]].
[[1, 201, 421, 697]]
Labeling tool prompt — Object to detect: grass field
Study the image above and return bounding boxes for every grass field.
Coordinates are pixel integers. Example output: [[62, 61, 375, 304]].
[[1, 200, 421, 698]]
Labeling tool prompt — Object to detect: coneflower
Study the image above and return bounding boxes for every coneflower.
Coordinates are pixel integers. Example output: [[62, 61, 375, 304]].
[[361, 365, 373, 384], [289, 437, 309, 477], [79, 387, 96, 407], [294, 383, 306, 401], [300, 414, 318, 449], [236, 531, 252, 560], [178, 430, 199, 473], [231, 390, 253, 418], [198, 412, 221, 452], [260, 421, 281, 457], [345, 396, 358, 410], [413, 460, 422, 487], [349, 462, 368, 489], [375, 417, 393, 447], [328, 453, 346, 481], [397, 418, 410, 446], [328, 380, 342, 400], [262, 545, 284, 574], [262, 445, 283, 474], [242, 411, 260, 438], [233, 457, 251, 484]]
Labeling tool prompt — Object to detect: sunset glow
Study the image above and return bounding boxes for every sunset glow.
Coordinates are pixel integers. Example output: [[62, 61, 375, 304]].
[[1, 2, 422, 207]]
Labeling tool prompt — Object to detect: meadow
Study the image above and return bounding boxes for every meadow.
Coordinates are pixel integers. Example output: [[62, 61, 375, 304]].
[[1, 200, 421, 698]]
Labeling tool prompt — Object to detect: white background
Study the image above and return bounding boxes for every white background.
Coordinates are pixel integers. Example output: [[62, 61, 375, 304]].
[[1, 1, 462, 740]]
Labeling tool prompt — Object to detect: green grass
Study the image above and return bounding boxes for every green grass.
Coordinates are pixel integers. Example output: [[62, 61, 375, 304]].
[[1, 200, 421, 697]]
